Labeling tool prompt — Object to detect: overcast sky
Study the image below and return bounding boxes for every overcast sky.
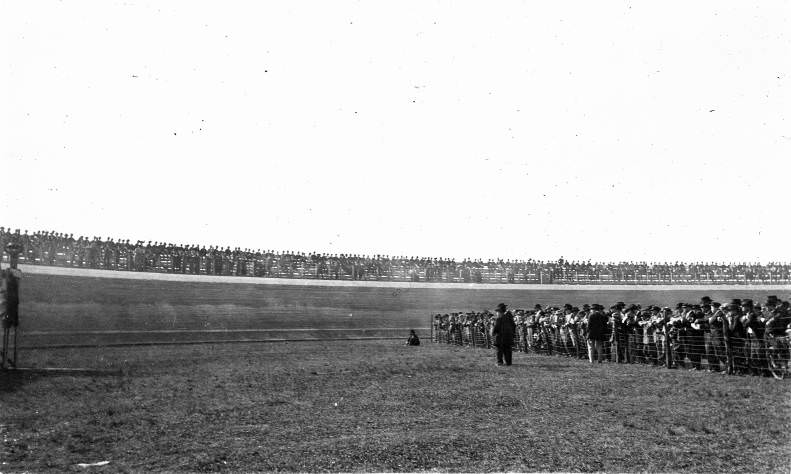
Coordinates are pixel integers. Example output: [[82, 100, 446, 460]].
[[2, 1, 789, 262]]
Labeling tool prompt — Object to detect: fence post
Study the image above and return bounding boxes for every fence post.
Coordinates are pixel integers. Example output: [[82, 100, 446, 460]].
[[664, 327, 672, 368], [430, 313, 434, 343], [723, 329, 733, 375]]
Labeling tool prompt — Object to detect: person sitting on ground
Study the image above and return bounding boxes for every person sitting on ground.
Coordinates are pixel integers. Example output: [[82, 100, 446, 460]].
[[406, 329, 420, 346]]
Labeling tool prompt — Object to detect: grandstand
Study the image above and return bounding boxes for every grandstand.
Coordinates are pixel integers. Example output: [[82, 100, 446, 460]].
[[2, 228, 789, 284]]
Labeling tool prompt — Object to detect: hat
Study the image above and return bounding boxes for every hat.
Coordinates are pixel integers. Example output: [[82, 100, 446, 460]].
[[675, 302, 685, 309], [741, 299, 754, 307], [582, 304, 591, 310], [534, 304, 542, 310], [712, 302, 722, 307], [727, 299, 741, 308], [615, 301, 626, 308], [591, 304, 604, 311], [700, 296, 712, 304], [662, 307, 672, 313], [496, 303, 508, 312]]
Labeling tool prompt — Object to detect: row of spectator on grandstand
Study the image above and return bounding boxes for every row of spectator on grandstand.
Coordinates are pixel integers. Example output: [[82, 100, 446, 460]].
[[432, 295, 791, 377], [1, 227, 790, 284]]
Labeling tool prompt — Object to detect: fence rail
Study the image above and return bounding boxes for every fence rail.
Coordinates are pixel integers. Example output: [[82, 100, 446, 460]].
[[430, 317, 791, 379], [3, 253, 789, 285]]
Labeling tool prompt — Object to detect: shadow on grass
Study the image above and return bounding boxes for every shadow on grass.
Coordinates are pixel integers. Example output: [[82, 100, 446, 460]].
[[0, 370, 42, 393], [0, 367, 122, 393]]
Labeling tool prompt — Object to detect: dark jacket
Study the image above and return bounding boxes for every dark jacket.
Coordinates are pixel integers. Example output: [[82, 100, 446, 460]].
[[587, 311, 608, 341], [492, 311, 516, 347]]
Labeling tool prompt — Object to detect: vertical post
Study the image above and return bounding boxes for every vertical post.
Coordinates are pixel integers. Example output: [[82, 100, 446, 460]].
[[430, 313, 434, 343], [664, 327, 672, 368], [723, 330, 733, 375], [12, 329, 17, 369]]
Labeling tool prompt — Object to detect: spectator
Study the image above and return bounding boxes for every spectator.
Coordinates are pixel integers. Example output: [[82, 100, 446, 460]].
[[587, 304, 608, 363], [1, 227, 789, 285], [492, 303, 515, 366]]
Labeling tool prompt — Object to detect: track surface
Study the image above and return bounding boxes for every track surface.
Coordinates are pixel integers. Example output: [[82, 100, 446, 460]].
[[16, 265, 791, 347]]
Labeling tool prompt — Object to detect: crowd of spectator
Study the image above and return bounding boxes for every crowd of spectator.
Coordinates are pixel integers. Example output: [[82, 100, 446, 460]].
[[432, 295, 791, 377], [1, 227, 789, 284]]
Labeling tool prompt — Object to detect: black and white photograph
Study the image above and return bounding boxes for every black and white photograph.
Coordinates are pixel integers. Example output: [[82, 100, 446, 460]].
[[1, 1, 790, 472]]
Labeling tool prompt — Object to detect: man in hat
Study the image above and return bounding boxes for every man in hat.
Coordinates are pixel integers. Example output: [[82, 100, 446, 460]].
[[761, 296, 780, 330], [586, 304, 608, 363], [610, 302, 628, 363], [668, 303, 689, 369], [765, 302, 791, 371], [564, 305, 582, 358], [724, 299, 747, 374], [685, 304, 707, 370], [636, 307, 653, 364], [536, 307, 552, 354], [765, 300, 790, 338], [622, 304, 640, 364], [524, 307, 539, 352], [550, 307, 565, 356], [491, 303, 516, 366], [741, 299, 767, 376], [653, 307, 673, 367], [707, 302, 727, 371], [1, 258, 22, 368], [511, 310, 522, 352]]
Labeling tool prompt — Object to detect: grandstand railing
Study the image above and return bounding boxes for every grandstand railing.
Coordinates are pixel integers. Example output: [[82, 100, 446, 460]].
[[429, 318, 791, 379], [3, 251, 790, 285]]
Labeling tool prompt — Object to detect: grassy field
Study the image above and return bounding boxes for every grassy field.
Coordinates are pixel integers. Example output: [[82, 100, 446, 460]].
[[1, 340, 789, 472], [19, 271, 789, 346]]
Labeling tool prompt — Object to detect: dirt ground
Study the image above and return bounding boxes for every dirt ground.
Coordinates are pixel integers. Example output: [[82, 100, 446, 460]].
[[1, 340, 789, 472]]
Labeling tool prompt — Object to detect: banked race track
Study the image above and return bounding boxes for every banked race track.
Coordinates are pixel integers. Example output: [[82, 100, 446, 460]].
[[16, 264, 791, 348]]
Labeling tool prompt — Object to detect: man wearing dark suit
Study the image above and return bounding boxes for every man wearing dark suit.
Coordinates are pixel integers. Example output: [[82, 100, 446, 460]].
[[492, 303, 516, 366], [587, 304, 608, 363]]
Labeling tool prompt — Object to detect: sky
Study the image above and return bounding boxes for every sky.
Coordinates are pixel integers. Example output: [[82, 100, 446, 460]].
[[2, 1, 789, 263]]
